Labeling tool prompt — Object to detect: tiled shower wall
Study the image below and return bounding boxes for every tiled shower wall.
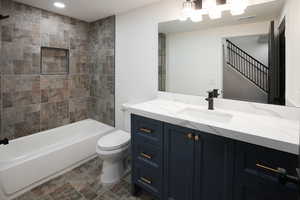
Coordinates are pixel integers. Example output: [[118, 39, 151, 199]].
[[158, 33, 166, 92], [88, 17, 115, 126], [0, 0, 115, 140]]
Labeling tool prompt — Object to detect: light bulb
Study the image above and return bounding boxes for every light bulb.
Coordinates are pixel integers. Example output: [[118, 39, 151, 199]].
[[182, 0, 195, 17], [190, 11, 203, 22], [54, 2, 65, 8], [202, 0, 216, 9], [230, 0, 248, 15]]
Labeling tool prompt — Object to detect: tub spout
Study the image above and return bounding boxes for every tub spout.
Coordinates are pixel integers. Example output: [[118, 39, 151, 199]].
[[0, 138, 9, 145]]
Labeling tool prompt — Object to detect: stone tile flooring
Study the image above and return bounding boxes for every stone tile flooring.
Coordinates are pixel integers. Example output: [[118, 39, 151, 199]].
[[15, 158, 153, 200]]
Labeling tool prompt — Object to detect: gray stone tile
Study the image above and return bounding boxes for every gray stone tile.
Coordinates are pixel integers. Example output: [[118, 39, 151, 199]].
[[41, 75, 69, 103], [88, 16, 115, 126], [14, 157, 153, 200], [69, 98, 88, 123], [78, 185, 98, 200], [2, 75, 40, 108], [31, 175, 67, 197], [95, 191, 120, 200], [49, 183, 83, 200], [2, 104, 40, 139], [88, 97, 114, 126], [14, 192, 36, 200], [69, 74, 90, 98], [40, 101, 69, 131], [1, 24, 13, 42], [69, 51, 89, 74], [109, 180, 132, 199]]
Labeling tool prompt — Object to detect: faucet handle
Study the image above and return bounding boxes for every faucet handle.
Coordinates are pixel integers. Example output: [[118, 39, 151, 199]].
[[213, 89, 220, 98]]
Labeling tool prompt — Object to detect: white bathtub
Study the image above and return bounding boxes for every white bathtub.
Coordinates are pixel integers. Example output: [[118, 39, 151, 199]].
[[0, 119, 115, 200]]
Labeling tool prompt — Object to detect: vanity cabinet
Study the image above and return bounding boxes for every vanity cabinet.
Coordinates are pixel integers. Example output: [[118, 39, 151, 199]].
[[131, 114, 298, 200], [164, 123, 234, 200]]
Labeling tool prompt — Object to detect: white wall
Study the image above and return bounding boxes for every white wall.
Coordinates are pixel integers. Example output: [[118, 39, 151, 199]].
[[279, 0, 300, 107], [165, 22, 269, 97], [115, 0, 183, 129]]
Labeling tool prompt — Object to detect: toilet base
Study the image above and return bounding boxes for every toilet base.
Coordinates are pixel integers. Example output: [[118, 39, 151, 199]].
[[101, 159, 125, 184]]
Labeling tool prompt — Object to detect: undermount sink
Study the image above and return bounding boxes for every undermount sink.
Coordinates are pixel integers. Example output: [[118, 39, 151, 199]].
[[177, 107, 233, 123]]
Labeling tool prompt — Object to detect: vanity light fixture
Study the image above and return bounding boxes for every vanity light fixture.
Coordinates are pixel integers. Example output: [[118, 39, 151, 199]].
[[54, 2, 66, 9], [179, 0, 248, 22]]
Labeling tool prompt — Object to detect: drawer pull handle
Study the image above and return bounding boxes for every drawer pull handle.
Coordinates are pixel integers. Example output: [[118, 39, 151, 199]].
[[140, 152, 152, 159], [140, 177, 152, 184], [256, 164, 280, 173], [139, 128, 152, 134], [186, 133, 193, 140], [195, 135, 200, 141]]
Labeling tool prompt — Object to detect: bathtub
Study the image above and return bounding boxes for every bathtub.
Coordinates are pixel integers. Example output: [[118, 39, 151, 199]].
[[0, 119, 115, 200]]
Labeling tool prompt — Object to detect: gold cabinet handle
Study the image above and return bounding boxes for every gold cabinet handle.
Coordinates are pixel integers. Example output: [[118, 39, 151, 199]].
[[139, 128, 152, 134], [140, 152, 152, 159], [140, 177, 152, 184], [195, 135, 200, 141], [256, 163, 280, 173], [186, 133, 193, 140]]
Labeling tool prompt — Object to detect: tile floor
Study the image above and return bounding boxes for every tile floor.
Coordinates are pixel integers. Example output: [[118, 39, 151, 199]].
[[14, 158, 153, 200]]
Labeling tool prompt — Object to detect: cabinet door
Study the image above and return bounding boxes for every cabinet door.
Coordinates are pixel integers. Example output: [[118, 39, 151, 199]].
[[194, 131, 234, 200], [164, 124, 195, 200], [234, 142, 298, 200]]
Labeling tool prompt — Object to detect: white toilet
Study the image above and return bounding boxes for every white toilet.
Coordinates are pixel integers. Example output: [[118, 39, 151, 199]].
[[96, 130, 131, 184]]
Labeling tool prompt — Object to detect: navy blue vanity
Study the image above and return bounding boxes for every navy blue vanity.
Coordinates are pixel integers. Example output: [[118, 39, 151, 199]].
[[131, 114, 298, 200]]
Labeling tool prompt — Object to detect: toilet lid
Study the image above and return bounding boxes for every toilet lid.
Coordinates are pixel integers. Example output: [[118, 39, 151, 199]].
[[97, 130, 130, 151]]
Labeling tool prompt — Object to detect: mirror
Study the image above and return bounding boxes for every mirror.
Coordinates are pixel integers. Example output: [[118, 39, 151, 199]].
[[158, 0, 299, 107]]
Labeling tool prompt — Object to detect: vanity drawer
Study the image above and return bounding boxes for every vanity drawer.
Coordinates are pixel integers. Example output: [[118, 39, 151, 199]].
[[132, 162, 162, 197], [235, 142, 297, 179], [234, 142, 298, 199], [133, 137, 162, 168], [131, 114, 163, 146]]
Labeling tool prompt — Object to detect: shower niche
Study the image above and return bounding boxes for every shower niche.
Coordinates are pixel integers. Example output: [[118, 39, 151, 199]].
[[41, 47, 69, 75]]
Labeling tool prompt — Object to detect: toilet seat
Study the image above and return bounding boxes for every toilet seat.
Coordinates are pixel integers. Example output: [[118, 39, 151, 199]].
[[97, 130, 130, 151]]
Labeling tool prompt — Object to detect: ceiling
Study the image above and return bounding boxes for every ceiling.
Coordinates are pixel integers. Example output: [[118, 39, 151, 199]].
[[14, 0, 161, 22], [159, 0, 285, 34]]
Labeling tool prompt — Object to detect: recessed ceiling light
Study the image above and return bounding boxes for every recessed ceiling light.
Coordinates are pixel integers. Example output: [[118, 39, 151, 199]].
[[54, 2, 65, 9]]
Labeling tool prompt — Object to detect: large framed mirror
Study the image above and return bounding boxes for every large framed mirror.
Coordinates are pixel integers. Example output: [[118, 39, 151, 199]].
[[158, 0, 299, 107]]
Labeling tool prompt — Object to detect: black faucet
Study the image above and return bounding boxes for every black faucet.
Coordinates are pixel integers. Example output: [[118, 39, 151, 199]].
[[205, 89, 220, 110], [0, 138, 9, 145], [212, 89, 220, 98]]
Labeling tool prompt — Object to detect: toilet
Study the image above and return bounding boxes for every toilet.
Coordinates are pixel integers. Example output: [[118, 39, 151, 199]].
[[96, 130, 131, 184]]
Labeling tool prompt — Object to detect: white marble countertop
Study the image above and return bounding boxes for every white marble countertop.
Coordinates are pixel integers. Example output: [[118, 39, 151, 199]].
[[123, 99, 300, 155]]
